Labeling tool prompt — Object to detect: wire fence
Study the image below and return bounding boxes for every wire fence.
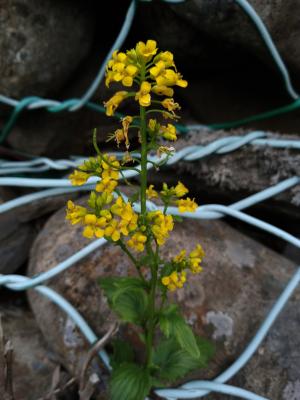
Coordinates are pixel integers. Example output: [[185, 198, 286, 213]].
[[0, 0, 300, 399]]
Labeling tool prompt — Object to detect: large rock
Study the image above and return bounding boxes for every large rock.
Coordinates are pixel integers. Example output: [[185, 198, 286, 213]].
[[28, 194, 299, 399], [0, 189, 79, 274], [136, 1, 300, 133], [139, 0, 300, 77], [0, 0, 95, 99]]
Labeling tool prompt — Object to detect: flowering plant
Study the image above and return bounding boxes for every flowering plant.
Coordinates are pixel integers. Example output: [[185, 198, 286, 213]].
[[66, 40, 213, 400]]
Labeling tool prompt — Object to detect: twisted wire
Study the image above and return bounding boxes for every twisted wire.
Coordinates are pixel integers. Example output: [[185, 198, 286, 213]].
[[1, 130, 300, 176]]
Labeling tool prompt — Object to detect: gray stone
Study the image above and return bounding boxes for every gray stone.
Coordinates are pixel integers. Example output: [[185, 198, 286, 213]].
[[27, 194, 299, 399], [137, 0, 300, 133], [0, 190, 79, 274], [0, 0, 95, 99]]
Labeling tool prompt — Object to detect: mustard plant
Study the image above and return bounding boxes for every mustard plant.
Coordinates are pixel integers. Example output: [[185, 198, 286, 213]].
[[66, 40, 213, 400]]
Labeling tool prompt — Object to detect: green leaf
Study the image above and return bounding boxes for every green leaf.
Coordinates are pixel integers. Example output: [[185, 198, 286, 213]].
[[110, 339, 135, 369], [172, 315, 200, 359], [99, 277, 145, 304], [195, 336, 215, 366], [113, 288, 148, 325], [171, 214, 183, 222], [110, 363, 152, 400], [159, 305, 200, 358], [99, 277, 148, 325], [152, 338, 203, 383]]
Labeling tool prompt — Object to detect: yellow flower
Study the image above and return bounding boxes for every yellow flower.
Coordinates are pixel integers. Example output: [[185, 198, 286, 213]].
[[155, 51, 175, 68], [161, 98, 181, 112], [121, 115, 133, 149], [174, 181, 188, 198], [82, 214, 107, 239], [127, 232, 147, 252], [149, 60, 166, 78], [188, 244, 205, 273], [110, 196, 127, 216], [189, 259, 203, 274], [135, 81, 151, 107], [161, 271, 187, 291], [146, 184, 158, 199], [148, 118, 158, 132], [109, 50, 127, 66], [160, 124, 177, 141], [177, 198, 198, 213], [190, 244, 205, 259], [136, 39, 157, 61], [105, 50, 138, 87], [101, 155, 120, 181], [66, 200, 87, 225], [122, 65, 138, 87], [151, 85, 174, 97], [156, 69, 188, 88], [104, 91, 128, 116], [110, 197, 138, 235], [173, 249, 186, 263], [69, 170, 90, 186], [148, 210, 174, 245], [104, 219, 121, 242], [95, 177, 118, 194]]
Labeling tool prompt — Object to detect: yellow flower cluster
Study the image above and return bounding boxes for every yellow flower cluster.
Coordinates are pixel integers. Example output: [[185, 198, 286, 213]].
[[105, 51, 138, 88], [162, 271, 187, 291], [69, 153, 120, 198], [145, 182, 198, 213], [189, 244, 205, 274], [147, 210, 174, 246], [66, 193, 140, 242], [95, 154, 120, 194], [160, 181, 189, 198], [66, 200, 87, 224], [161, 244, 205, 291], [104, 39, 187, 116], [148, 119, 178, 141], [68, 156, 103, 186], [127, 231, 147, 252], [177, 198, 198, 213]]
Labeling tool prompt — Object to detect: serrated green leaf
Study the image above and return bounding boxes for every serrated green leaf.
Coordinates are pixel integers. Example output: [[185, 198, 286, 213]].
[[110, 339, 135, 369], [110, 363, 152, 400], [99, 277, 145, 305], [159, 305, 200, 358], [173, 315, 200, 359], [152, 338, 202, 383], [99, 277, 148, 325], [113, 288, 148, 325], [159, 314, 172, 338], [195, 336, 215, 366]]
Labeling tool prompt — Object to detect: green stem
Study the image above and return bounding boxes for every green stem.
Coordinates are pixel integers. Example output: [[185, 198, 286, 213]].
[[146, 267, 157, 367], [140, 106, 148, 220]]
